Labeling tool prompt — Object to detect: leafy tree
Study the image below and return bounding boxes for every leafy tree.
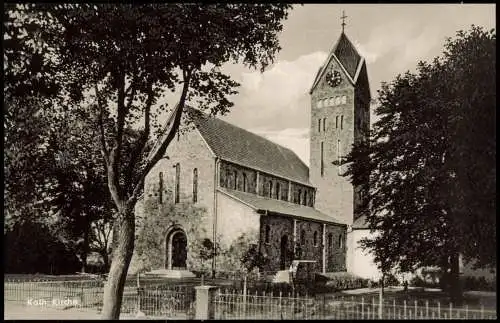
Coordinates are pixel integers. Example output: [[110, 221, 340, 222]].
[[343, 26, 495, 303], [5, 4, 292, 318], [241, 244, 270, 273], [4, 4, 116, 273]]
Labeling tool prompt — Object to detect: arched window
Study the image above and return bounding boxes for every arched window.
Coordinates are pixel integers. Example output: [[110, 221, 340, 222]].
[[276, 182, 281, 200], [303, 190, 308, 206], [265, 225, 271, 244], [268, 181, 273, 198], [225, 168, 231, 188], [300, 230, 306, 245], [318, 119, 321, 132], [242, 173, 248, 192], [233, 170, 238, 190], [320, 141, 324, 177], [174, 163, 180, 203], [340, 115, 344, 130], [338, 234, 343, 249], [336, 115, 339, 128], [192, 168, 198, 203], [337, 140, 342, 174], [313, 231, 318, 246], [323, 118, 327, 131], [159, 172, 164, 204], [328, 233, 333, 249], [341, 95, 347, 104]]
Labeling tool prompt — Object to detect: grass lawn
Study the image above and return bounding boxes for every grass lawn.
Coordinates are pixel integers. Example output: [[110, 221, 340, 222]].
[[335, 287, 496, 310]]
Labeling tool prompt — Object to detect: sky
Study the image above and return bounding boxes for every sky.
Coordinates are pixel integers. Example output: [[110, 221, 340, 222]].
[[195, 4, 496, 165]]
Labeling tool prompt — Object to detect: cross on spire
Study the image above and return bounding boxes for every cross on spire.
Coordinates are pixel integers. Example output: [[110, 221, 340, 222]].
[[341, 10, 347, 33]]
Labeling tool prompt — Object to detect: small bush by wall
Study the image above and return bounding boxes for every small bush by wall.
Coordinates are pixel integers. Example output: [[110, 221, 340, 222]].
[[463, 276, 496, 292], [315, 272, 369, 293]]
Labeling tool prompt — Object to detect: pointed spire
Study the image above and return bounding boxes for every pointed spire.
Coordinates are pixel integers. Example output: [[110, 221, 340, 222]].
[[341, 10, 347, 33]]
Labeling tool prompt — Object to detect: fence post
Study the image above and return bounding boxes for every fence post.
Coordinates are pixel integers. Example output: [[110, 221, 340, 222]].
[[378, 286, 383, 319], [243, 274, 247, 317], [195, 285, 219, 320]]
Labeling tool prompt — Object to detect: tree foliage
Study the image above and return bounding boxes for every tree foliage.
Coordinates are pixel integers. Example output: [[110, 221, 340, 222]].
[[6, 3, 292, 318], [344, 26, 496, 280]]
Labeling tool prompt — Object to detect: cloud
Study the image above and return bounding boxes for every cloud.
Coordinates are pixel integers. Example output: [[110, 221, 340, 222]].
[[223, 51, 328, 131], [352, 18, 441, 73], [250, 127, 310, 166]]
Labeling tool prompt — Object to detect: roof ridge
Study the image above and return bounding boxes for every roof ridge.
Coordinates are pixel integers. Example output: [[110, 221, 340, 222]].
[[188, 106, 308, 169]]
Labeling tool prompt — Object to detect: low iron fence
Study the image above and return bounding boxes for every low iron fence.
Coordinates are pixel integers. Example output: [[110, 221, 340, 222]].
[[4, 277, 196, 319], [214, 289, 498, 320]]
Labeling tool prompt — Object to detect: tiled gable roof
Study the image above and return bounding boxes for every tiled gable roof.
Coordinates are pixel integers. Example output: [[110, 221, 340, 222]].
[[218, 188, 346, 225], [187, 107, 311, 185], [334, 32, 362, 80]]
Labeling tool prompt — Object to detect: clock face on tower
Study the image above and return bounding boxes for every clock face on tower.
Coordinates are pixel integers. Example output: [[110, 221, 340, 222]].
[[326, 68, 342, 87]]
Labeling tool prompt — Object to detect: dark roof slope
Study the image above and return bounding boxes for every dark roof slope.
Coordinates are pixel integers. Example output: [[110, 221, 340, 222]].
[[333, 32, 362, 79], [187, 107, 310, 185], [219, 187, 346, 225]]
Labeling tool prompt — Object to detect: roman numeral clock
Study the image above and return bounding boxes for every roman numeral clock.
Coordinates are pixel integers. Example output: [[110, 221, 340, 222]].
[[326, 68, 342, 87]]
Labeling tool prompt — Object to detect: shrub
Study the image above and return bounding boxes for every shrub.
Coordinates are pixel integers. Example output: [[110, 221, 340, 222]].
[[463, 276, 496, 292], [383, 273, 401, 287], [410, 274, 441, 289], [314, 272, 369, 293]]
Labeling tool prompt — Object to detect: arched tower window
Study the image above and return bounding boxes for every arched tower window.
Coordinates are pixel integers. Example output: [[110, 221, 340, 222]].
[[323, 118, 327, 131], [174, 163, 180, 203], [318, 119, 321, 132], [192, 168, 198, 203], [336, 115, 339, 128]]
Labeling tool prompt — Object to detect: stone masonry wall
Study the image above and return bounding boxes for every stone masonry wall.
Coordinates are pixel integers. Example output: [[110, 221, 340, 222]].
[[260, 214, 294, 271]]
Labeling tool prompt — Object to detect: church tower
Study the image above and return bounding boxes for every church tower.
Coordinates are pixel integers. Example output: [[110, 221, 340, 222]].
[[309, 14, 371, 225]]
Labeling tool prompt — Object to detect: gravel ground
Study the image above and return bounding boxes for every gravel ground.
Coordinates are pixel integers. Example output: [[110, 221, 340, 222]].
[[4, 302, 140, 320]]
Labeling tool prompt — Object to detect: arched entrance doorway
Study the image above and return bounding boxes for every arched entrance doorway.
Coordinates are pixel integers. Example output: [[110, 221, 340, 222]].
[[280, 234, 289, 270], [165, 229, 188, 270]]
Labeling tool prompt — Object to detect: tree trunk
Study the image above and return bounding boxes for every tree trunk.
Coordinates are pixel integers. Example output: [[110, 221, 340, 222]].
[[101, 210, 135, 319], [101, 249, 110, 273], [448, 253, 463, 306], [81, 216, 90, 273]]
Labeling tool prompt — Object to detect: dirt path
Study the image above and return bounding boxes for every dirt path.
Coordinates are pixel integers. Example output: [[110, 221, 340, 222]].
[[4, 302, 140, 320]]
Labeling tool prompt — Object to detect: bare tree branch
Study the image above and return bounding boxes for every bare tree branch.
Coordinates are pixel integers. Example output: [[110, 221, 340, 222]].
[[124, 80, 154, 193], [94, 82, 110, 167], [107, 72, 127, 206], [127, 68, 193, 208]]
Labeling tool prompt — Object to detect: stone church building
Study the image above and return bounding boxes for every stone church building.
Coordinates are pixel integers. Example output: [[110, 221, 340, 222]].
[[136, 29, 380, 279]]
